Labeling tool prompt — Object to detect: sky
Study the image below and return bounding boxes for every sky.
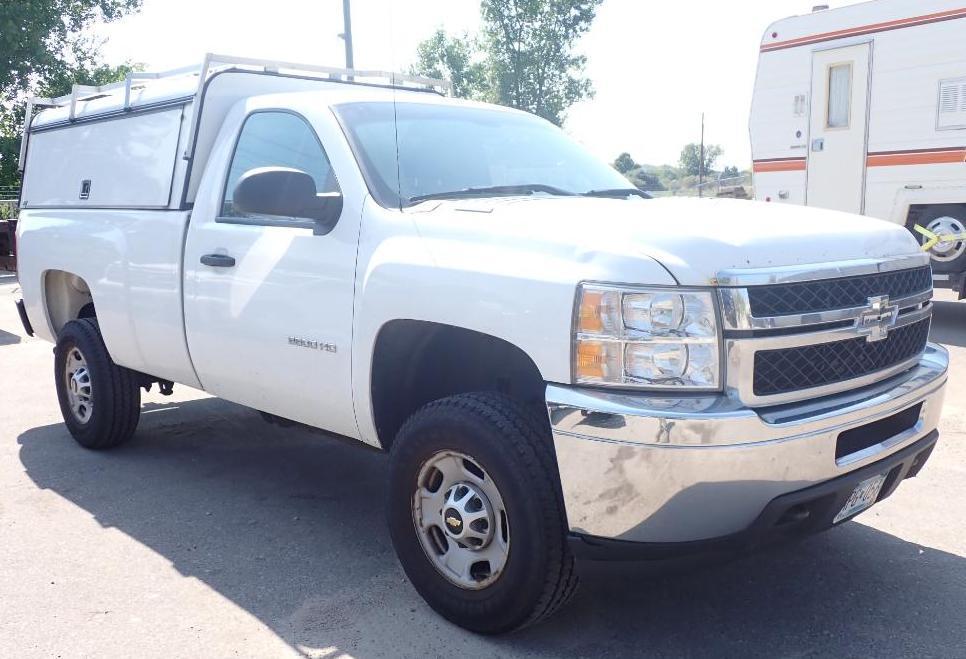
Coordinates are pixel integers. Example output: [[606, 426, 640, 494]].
[[96, 0, 853, 168]]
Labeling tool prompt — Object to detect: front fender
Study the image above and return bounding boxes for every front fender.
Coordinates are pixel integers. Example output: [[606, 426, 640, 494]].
[[349, 206, 676, 446]]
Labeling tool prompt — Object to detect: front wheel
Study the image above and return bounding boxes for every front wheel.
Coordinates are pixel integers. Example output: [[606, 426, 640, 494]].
[[54, 318, 141, 449], [387, 393, 578, 634]]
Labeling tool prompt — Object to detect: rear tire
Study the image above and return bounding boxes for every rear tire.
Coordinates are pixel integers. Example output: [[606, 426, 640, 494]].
[[54, 318, 141, 449], [387, 392, 578, 634]]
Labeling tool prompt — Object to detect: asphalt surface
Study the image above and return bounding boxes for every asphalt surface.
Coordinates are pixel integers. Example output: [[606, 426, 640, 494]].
[[1, 272, 965, 658]]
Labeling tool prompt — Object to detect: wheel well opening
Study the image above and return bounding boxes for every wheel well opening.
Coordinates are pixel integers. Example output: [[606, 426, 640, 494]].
[[43, 270, 95, 336], [371, 321, 547, 450]]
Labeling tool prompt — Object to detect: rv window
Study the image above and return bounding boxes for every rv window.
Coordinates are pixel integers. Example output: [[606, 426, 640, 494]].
[[221, 111, 338, 219], [827, 64, 852, 129]]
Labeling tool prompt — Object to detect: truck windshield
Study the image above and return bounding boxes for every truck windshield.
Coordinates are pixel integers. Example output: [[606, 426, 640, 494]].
[[334, 101, 637, 209]]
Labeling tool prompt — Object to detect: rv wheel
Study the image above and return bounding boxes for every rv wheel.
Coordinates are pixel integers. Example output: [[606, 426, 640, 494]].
[[910, 206, 966, 273]]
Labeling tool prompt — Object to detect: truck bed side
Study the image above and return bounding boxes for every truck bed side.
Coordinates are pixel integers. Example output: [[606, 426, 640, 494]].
[[17, 208, 201, 388]]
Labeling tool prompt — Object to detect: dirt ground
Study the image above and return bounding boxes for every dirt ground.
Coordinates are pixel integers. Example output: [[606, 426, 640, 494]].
[[1, 273, 964, 658]]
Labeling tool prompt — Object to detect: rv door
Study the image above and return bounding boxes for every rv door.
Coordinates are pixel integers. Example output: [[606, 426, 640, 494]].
[[806, 43, 871, 215]]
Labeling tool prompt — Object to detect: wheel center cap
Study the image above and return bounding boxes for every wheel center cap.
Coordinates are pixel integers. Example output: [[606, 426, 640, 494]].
[[440, 482, 494, 547], [443, 508, 464, 537]]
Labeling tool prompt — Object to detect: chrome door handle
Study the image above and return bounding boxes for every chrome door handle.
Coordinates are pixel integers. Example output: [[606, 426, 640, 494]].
[[200, 254, 236, 268]]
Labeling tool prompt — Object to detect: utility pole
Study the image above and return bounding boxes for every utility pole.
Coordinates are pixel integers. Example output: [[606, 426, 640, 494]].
[[698, 113, 705, 198], [339, 0, 354, 71]]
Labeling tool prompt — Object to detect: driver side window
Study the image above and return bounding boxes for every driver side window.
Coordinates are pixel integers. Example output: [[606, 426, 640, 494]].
[[221, 111, 338, 219]]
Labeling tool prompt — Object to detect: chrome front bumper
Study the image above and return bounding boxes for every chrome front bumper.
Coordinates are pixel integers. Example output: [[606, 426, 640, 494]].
[[546, 344, 948, 545]]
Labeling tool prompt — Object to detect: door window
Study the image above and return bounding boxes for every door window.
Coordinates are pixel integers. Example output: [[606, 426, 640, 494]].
[[221, 111, 338, 218], [826, 63, 852, 129]]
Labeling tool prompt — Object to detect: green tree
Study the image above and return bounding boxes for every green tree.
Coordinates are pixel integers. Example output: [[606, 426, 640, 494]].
[[679, 143, 723, 177], [626, 168, 665, 192], [412, 29, 490, 101], [613, 152, 639, 174], [0, 1, 142, 187], [481, 0, 602, 125], [1, 1, 141, 100], [721, 165, 741, 179], [413, 0, 603, 125]]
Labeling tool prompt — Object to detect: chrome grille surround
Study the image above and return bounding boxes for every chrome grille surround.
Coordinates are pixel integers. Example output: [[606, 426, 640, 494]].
[[717, 254, 933, 407]]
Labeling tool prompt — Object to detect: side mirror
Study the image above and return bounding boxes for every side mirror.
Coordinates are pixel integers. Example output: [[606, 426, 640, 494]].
[[232, 167, 343, 235]]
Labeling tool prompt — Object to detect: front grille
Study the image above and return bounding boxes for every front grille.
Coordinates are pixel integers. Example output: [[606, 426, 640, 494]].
[[748, 266, 932, 317], [753, 318, 930, 397]]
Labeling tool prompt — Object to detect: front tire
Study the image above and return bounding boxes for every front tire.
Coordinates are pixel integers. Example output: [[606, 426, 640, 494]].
[[387, 392, 578, 634], [54, 318, 141, 449]]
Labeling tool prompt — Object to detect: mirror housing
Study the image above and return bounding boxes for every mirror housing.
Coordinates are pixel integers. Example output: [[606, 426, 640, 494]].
[[232, 167, 343, 235]]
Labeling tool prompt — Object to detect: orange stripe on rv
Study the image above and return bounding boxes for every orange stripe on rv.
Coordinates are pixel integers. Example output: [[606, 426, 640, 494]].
[[761, 7, 966, 52], [866, 149, 966, 167], [753, 160, 806, 173]]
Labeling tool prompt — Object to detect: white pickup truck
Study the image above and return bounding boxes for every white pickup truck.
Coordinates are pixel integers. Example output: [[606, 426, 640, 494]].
[[14, 55, 948, 634]]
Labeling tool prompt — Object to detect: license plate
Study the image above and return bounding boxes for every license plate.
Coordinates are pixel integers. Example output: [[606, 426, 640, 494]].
[[834, 473, 887, 524]]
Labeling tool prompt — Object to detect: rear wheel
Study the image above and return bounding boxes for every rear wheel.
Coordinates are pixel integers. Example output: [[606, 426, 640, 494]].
[[387, 392, 578, 634], [54, 318, 141, 449]]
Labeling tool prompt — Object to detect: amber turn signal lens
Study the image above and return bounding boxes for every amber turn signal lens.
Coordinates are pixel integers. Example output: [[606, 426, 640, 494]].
[[577, 291, 604, 333], [575, 340, 621, 381], [577, 289, 620, 334], [576, 341, 604, 378]]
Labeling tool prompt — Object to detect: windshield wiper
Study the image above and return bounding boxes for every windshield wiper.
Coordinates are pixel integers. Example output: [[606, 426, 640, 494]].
[[407, 183, 576, 205], [581, 188, 651, 199]]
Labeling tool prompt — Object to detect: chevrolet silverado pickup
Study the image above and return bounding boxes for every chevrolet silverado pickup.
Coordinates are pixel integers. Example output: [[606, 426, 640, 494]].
[[13, 55, 948, 634]]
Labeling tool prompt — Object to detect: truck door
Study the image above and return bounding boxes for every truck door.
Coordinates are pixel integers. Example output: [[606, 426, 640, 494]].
[[806, 43, 871, 215], [182, 109, 361, 438]]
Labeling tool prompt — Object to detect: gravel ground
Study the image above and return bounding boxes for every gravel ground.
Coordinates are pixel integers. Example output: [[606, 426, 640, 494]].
[[1, 273, 964, 658]]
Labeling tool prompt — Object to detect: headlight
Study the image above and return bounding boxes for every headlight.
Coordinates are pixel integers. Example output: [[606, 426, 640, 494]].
[[574, 284, 721, 389]]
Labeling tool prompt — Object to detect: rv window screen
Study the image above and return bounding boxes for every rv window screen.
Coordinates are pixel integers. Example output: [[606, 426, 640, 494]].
[[827, 64, 852, 129], [221, 111, 337, 218]]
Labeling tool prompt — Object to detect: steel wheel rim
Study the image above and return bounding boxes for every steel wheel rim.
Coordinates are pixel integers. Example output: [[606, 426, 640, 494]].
[[412, 450, 510, 590], [65, 346, 93, 424], [925, 217, 966, 262]]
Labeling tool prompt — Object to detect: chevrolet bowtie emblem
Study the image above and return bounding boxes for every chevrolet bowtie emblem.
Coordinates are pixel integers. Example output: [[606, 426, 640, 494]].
[[445, 516, 461, 529], [855, 295, 900, 343]]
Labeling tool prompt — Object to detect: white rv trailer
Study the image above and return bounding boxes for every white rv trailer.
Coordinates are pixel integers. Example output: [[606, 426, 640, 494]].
[[750, 0, 966, 289]]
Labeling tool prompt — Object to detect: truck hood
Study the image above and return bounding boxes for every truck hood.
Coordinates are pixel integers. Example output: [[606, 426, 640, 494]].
[[409, 196, 922, 286]]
